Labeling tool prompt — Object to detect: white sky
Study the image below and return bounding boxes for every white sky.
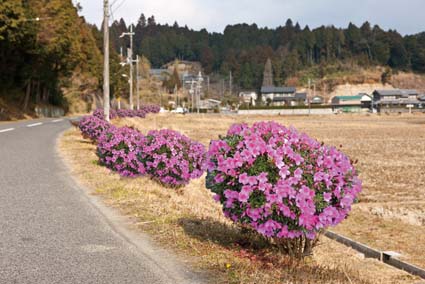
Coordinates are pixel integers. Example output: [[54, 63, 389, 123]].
[[75, 0, 425, 35]]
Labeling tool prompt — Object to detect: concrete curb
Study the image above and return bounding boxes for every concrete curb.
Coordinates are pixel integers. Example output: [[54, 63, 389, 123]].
[[325, 231, 425, 279]]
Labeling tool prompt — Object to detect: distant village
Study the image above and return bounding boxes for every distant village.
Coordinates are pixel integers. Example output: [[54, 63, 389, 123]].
[[148, 60, 425, 114]]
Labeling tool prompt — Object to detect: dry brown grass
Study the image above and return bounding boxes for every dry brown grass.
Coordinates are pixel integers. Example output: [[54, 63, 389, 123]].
[[58, 113, 425, 284]]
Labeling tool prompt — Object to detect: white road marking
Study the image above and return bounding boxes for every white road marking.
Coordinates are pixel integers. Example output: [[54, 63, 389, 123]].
[[0, 128, 15, 133], [52, 119, 63, 123], [27, 122, 43, 128]]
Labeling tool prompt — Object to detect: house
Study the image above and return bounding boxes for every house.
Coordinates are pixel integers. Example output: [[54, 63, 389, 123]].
[[310, 96, 324, 105], [372, 89, 419, 101], [199, 99, 221, 111], [261, 86, 305, 106], [332, 94, 372, 113], [150, 69, 170, 81], [239, 91, 258, 106], [373, 89, 424, 113]]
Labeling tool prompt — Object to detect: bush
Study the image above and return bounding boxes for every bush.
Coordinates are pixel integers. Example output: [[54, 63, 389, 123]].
[[138, 129, 206, 187], [92, 105, 160, 120], [93, 108, 118, 120], [96, 126, 147, 177], [117, 109, 137, 118], [78, 115, 113, 142], [142, 104, 161, 114], [206, 121, 362, 258]]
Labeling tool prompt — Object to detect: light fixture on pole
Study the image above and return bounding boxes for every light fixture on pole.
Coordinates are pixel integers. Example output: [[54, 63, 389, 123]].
[[119, 25, 135, 110]]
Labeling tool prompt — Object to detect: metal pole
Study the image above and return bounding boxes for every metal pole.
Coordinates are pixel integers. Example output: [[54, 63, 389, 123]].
[[136, 55, 140, 110], [129, 25, 134, 110], [229, 71, 232, 96], [308, 79, 311, 115], [103, 0, 110, 122]]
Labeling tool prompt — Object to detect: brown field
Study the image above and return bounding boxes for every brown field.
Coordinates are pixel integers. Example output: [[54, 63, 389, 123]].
[[59, 113, 425, 284]]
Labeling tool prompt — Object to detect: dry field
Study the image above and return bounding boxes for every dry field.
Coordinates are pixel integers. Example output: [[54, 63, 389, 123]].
[[59, 113, 425, 284]]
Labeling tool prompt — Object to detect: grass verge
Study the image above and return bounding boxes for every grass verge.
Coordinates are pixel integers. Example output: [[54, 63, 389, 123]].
[[58, 114, 422, 284]]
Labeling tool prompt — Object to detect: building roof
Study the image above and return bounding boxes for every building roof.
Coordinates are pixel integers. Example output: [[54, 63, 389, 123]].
[[333, 95, 363, 101], [261, 86, 296, 94], [295, 93, 307, 100], [150, 69, 169, 75], [239, 91, 257, 96], [373, 89, 419, 96], [311, 96, 324, 104]]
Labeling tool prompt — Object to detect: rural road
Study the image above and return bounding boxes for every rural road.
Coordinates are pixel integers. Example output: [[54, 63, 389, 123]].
[[0, 118, 203, 284]]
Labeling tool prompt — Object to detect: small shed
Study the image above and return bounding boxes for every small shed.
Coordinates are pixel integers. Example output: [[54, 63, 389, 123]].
[[311, 96, 324, 105]]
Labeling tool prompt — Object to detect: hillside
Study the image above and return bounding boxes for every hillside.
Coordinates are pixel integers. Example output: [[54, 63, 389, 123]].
[[0, 1, 133, 120], [110, 16, 425, 92]]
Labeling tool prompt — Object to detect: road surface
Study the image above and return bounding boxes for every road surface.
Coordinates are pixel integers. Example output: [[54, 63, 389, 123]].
[[0, 118, 203, 284]]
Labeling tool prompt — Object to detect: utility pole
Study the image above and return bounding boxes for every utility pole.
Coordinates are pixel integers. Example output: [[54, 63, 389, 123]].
[[120, 25, 135, 110], [103, 0, 110, 121], [229, 71, 233, 96], [308, 78, 312, 115], [190, 80, 195, 112], [136, 55, 140, 110], [207, 76, 210, 94], [196, 72, 204, 114]]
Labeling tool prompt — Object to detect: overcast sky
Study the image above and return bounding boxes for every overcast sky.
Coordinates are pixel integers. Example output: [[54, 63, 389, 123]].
[[75, 0, 425, 35]]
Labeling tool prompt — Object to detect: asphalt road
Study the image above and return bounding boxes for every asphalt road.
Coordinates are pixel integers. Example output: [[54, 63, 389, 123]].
[[0, 118, 203, 284]]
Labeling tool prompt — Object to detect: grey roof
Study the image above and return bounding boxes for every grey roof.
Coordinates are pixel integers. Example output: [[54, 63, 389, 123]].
[[373, 90, 401, 96], [295, 93, 307, 100], [373, 89, 419, 96], [419, 95, 425, 101], [261, 86, 296, 94], [150, 69, 169, 75]]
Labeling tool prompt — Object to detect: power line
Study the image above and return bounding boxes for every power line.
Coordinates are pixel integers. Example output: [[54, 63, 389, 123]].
[[111, 0, 127, 14]]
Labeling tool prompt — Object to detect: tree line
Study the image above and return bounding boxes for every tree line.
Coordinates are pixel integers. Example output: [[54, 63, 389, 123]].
[[2, 2, 425, 112], [110, 15, 425, 90]]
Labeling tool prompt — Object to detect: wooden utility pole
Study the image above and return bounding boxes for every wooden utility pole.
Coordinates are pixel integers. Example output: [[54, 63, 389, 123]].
[[103, 0, 110, 121]]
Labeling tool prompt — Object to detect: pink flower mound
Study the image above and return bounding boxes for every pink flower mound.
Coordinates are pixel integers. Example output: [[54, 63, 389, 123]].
[[206, 121, 362, 240], [78, 115, 113, 142], [138, 129, 206, 187], [93, 109, 118, 120], [97, 126, 147, 177]]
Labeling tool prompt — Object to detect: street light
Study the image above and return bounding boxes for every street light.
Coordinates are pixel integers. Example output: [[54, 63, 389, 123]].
[[119, 26, 135, 110]]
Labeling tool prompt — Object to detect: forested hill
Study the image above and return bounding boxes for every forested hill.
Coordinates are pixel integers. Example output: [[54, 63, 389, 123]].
[[111, 15, 425, 89], [0, 0, 103, 118]]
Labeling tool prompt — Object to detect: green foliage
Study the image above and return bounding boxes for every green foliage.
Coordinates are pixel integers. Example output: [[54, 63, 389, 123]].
[[110, 16, 425, 91], [0, 0, 103, 111]]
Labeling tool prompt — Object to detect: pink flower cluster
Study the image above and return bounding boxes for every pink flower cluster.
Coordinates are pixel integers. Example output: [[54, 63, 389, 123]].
[[93, 105, 160, 120], [206, 121, 362, 240], [78, 115, 113, 142], [78, 114, 206, 187], [97, 126, 146, 177], [139, 129, 207, 187], [93, 109, 118, 120]]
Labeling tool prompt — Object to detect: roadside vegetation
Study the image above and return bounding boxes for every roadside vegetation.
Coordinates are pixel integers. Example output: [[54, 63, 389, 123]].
[[59, 112, 424, 283]]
